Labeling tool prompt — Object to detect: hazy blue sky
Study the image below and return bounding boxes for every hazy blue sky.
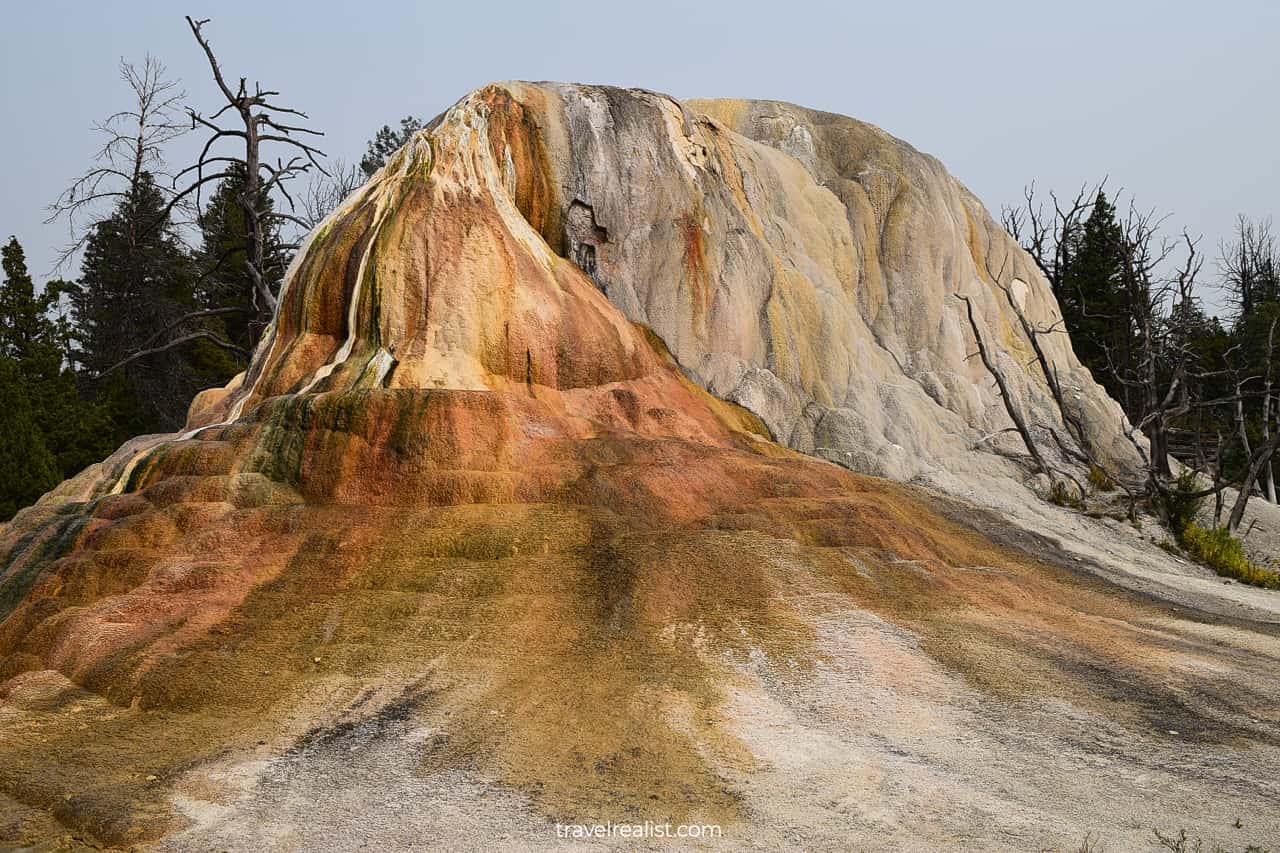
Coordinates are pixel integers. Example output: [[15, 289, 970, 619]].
[[2, 0, 1277, 314]]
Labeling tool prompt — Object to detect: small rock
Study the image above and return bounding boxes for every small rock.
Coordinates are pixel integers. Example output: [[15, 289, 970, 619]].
[[1167, 730, 1179, 736], [146, 774, 158, 781], [313, 657, 321, 663]]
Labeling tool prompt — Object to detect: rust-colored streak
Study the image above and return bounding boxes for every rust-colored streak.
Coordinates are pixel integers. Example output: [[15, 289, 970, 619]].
[[678, 211, 712, 334], [479, 85, 561, 251]]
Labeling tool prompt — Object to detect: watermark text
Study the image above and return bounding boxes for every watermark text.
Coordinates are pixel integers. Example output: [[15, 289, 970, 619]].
[[554, 821, 722, 840]]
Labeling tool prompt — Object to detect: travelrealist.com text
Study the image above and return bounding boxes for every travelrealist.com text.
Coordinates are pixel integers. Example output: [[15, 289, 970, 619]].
[[554, 821, 723, 839]]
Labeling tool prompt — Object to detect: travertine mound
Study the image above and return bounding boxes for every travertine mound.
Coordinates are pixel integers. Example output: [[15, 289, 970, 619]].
[[189, 82, 1135, 485], [1, 84, 1277, 851]]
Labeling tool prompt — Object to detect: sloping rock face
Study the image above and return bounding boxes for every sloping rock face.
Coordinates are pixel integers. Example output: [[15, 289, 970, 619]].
[[1, 84, 1278, 850], [452, 83, 1136, 482], [187, 81, 1132, 485]]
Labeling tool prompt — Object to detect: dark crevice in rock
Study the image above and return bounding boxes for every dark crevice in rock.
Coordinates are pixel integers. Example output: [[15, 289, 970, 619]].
[[563, 199, 609, 290]]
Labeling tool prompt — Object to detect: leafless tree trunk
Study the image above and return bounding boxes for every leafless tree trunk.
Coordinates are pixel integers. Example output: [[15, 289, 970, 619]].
[[1263, 318, 1277, 502], [1118, 212, 1184, 480], [979, 246, 1138, 511], [1212, 432, 1228, 528], [172, 16, 327, 335], [981, 249, 1085, 445], [47, 56, 186, 270], [1229, 428, 1280, 533], [955, 293, 1049, 477], [1235, 378, 1253, 466]]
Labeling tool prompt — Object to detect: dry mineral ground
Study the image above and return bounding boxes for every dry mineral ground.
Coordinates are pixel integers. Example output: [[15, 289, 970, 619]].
[[3, 421, 1278, 852]]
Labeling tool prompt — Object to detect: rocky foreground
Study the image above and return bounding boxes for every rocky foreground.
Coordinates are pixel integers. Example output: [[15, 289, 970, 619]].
[[2, 83, 1278, 851]]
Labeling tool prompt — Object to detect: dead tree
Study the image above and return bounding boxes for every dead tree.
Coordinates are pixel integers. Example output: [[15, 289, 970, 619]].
[[1223, 317, 1280, 532], [1004, 183, 1280, 534], [1218, 218, 1280, 504], [170, 15, 327, 339], [1228, 428, 1280, 532], [1106, 220, 1221, 516], [980, 244, 1085, 444], [1121, 214, 1190, 480], [47, 56, 186, 269], [300, 159, 363, 230], [1001, 181, 1101, 303], [1263, 318, 1277, 502], [955, 292, 1049, 477], [978, 244, 1138, 510], [1105, 216, 1280, 531], [1219, 215, 1278, 320]]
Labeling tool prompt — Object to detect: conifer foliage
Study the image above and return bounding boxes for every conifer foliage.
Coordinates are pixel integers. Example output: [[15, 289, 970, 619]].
[[0, 25, 396, 519], [1005, 183, 1280, 529], [0, 238, 111, 520]]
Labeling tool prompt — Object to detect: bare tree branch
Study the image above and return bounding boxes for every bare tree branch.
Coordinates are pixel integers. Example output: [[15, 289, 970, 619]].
[[46, 55, 186, 272], [955, 292, 1049, 476], [99, 329, 250, 377], [176, 15, 326, 339]]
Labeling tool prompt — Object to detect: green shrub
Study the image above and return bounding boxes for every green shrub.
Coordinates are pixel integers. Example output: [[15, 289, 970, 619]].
[[1163, 468, 1204, 538], [1180, 523, 1280, 590]]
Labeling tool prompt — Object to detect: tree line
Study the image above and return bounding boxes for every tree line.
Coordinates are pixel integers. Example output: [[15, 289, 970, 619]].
[[998, 185, 1278, 532], [0, 18, 423, 520]]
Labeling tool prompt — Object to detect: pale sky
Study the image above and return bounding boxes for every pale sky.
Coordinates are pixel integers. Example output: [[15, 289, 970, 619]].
[[2, 0, 1277, 316]]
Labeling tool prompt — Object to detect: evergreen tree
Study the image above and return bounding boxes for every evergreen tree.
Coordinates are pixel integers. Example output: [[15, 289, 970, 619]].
[[0, 357, 61, 521], [360, 116, 424, 177], [195, 162, 290, 357], [0, 238, 47, 361], [0, 238, 113, 511], [71, 171, 204, 432], [1061, 192, 1131, 411]]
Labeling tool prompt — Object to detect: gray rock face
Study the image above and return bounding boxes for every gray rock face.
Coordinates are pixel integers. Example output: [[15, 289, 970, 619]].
[[502, 82, 1137, 483]]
